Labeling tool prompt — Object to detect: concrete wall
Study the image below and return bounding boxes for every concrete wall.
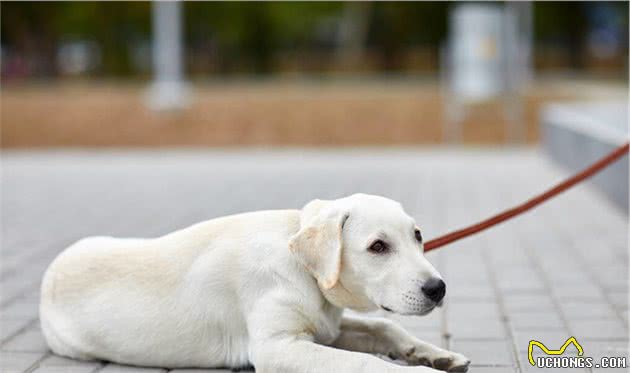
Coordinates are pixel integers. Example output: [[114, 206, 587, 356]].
[[542, 101, 628, 213]]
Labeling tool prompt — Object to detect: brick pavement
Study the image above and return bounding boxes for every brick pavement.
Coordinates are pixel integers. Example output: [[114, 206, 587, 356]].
[[2, 149, 627, 372]]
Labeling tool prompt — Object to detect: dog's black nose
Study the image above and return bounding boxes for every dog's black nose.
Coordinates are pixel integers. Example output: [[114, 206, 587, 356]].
[[421, 278, 446, 303]]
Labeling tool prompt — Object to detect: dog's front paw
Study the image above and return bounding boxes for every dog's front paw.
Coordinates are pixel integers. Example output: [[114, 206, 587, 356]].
[[430, 351, 470, 372], [401, 347, 470, 372]]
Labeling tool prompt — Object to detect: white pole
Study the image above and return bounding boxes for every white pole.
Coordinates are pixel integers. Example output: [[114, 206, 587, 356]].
[[147, 0, 190, 110]]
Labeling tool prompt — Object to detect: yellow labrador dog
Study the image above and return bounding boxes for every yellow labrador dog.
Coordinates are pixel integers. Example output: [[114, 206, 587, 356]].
[[40, 194, 470, 372]]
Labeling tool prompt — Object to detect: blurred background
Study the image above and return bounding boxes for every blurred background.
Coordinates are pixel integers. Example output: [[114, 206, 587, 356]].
[[1, 1, 628, 147], [1, 4, 628, 371]]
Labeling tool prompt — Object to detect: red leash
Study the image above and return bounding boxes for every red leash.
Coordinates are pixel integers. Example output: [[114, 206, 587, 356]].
[[424, 142, 629, 252]]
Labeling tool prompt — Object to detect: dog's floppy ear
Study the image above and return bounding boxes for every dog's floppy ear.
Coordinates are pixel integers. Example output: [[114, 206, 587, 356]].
[[289, 199, 349, 290]]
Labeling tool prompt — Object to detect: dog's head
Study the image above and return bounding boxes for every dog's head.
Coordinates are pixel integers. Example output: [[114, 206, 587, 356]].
[[289, 193, 444, 316]]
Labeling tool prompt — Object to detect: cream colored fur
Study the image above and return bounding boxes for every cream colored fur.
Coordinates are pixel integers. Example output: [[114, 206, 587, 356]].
[[40, 194, 470, 372]]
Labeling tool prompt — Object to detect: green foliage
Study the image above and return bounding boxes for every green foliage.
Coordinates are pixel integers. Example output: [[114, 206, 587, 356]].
[[1, 1, 627, 76]]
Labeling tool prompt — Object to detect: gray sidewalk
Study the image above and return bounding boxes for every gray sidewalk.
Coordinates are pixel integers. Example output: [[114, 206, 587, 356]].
[[2, 148, 628, 373]]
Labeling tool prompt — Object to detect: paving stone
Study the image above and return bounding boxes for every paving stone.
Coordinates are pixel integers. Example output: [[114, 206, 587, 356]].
[[605, 290, 629, 310], [468, 367, 516, 372], [31, 367, 99, 373], [2, 328, 49, 352], [579, 340, 630, 361], [497, 278, 546, 294], [592, 265, 628, 291], [2, 149, 627, 373], [100, 364, 165, 372], [507, 311, 566, 330], [450, 339, 515, 366], [559, 301, 618, 319], [568, 320, 629, 340], [22, 288, 41, 302], [1, 300, 40, 320], [503, 294, 556, 313], [446, 302, 501, 321], [447, 319, 506, 340], [0, 319, 33, 343], [39, 355, 101, 368], [0, 351, 45, 373], [170, 369, 238, 373], [447, 286, 496, 300]]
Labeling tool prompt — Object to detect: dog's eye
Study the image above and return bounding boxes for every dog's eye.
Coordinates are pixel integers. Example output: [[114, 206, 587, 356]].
[[368, 240, 388, 254], [414, 229, 423, 243]]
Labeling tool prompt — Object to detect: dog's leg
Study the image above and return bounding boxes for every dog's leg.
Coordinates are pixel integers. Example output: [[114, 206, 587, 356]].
[[331, 315, 470, 372], [250, 335, 438, 373]]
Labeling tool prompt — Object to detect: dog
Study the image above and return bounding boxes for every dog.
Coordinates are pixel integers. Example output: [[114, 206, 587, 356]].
[[40, 194, 470, 372]]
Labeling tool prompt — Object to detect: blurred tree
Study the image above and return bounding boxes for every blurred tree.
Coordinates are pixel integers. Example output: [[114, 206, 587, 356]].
[[185, 2, 343, 73], [1, 1, 151, 76], [368, 2, 449, 70], [1, 2, 59, 76], [1, 1, 627, 78], [533, 2, 588, 69]]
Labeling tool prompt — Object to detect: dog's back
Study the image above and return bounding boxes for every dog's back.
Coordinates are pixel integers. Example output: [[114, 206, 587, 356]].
[[40, 210, 302, 368]]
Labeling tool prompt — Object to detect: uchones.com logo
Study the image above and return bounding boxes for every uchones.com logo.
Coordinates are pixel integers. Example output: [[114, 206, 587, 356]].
[[528, 337, 628, 369]]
